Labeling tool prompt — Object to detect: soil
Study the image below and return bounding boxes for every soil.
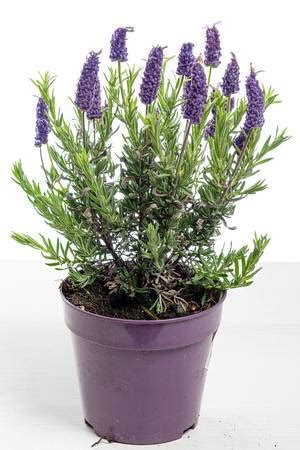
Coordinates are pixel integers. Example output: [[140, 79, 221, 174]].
[[61, 270, 223, 320]]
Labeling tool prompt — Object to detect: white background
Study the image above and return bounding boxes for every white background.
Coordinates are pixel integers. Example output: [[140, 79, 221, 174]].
[[0, 0, 299, 261], [1, 1, 300, 449]]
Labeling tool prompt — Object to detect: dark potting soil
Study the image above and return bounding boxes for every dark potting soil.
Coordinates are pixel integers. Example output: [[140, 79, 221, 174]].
[[61, 265, 223, 320]]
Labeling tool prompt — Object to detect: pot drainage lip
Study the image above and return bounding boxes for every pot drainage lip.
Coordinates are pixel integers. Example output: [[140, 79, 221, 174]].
[[84, 418, 93, 429], [183, 422, 197, 435]]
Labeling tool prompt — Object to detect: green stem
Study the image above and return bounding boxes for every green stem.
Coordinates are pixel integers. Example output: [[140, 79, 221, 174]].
[[39, 146, 51, 187], [118, 61, 126, 107], [93, 119, 96, 147], [207, 65, 213, 87], [141, 306, 159, 320], [172, 120, 192, 194], [137, 104, 149, 286], [176, 75, 184, 97], [82, 111, 86, 148], [227, 95, 231, 113], [219, 131, 252, 204]]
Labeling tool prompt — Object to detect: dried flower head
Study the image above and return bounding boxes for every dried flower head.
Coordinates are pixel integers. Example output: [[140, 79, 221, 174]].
[[176, 43, 195, 77], [110, 27, 134, 62], [34, 97, 50, 146], [139, 46, 164, 105], [183, 63, 207, 123], [204, 25, 221, 68], [235, 67, 265, 149], [222, 53, 240, 97], [75, 52, 100, 111]]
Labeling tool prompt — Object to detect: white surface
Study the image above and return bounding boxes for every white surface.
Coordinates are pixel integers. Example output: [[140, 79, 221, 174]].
[[1, 0, 300, 261], [0, 261, 300, 449]]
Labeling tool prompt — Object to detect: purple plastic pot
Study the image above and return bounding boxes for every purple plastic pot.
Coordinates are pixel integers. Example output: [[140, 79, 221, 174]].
[[62, 289, 224, 445]]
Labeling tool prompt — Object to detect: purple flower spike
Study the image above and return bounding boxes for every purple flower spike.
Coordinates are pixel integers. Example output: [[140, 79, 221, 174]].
[[139, 47, 164, 105], [110, 27, 134, 62], [204, 25, 221, 68], [235, 68, 265, 150], [205, 107, 216, 139], [87, 78, 102, 120], [182, 79, 191, 113], [75, 52, 100, 111], [183, 63, 207, 124], [222, 53, 240, 97], [176, 43, 195, 77], [34, 98, 50, 146]]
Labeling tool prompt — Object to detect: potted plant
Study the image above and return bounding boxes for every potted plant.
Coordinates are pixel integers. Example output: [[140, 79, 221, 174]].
[[11, 25, 288, 445]]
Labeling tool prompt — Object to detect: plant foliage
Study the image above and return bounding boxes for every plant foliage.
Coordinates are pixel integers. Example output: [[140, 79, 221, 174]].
[[11, 48, 289, 314]]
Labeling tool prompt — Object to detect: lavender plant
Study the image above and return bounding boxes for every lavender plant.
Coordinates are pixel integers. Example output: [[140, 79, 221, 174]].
[[12, 25, 288, 316]]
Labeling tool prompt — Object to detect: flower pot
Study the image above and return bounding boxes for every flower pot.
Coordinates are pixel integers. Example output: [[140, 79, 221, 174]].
[[61, 289, 224, 445]]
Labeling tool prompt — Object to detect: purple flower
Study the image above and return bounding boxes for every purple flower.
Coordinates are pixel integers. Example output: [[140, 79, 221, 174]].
[[183, 63, 207, 124], [181, 78, 192, 117], [222, 53, 240, 97], [204, 25, 221, 68], [205, 107, 216, 139], [235, 68, 265, 149], [139, 47, 164, 105], [176, 43, 195, 77], [110, 27, 133, 62], [75, 52, 100, 111], [87, 78, 102, 120], [34, 98, 50, 146]]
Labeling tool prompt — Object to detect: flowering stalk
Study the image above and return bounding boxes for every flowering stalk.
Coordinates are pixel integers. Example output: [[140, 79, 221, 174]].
[[176, 43, 195, 77], [204, 24, 221, 86], [207, 66, 213, 87], [218, 69, 264, 203], [34, 97, 50, 147], [87, 77, 102, 146], [235, 67, 264, 150], [34, 97, 51, 186], [87, 78, 102, 120], [75, 52, 100, 112], [174, 121, 192, 182], [110, 27, 134, 62], [205, 106, 216, 139], [204, 25, 221, 68], [118, 62, 126, 108], [222, 53, 240, 111], [219, 131, 253, 204], [222, 53, 240, 97], [75, 51, 100, 147], [110, 27, 134, 107], [140, 47, 164, 105], [173, 62, 208, 193], [175, 42, 195, 118], [183, 63, 207, 124], [137, 45, 164, 278]]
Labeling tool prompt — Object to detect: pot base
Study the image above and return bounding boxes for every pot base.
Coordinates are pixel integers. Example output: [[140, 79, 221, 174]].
[[84, 418, 198, 445]]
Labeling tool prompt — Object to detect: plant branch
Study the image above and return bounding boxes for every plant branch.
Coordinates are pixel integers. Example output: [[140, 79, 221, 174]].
[[118, 61, 126, 107], [172, 120, 192, 195], [82, 111, 87, 148], [219, 131, 252, 205], [39, 146, 51, 187], [137, 105, 149, 283], [207, 66, 213, 86]]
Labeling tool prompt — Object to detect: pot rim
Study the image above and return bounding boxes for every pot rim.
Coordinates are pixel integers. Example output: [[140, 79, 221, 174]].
[[60, 284, 226, 325]]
